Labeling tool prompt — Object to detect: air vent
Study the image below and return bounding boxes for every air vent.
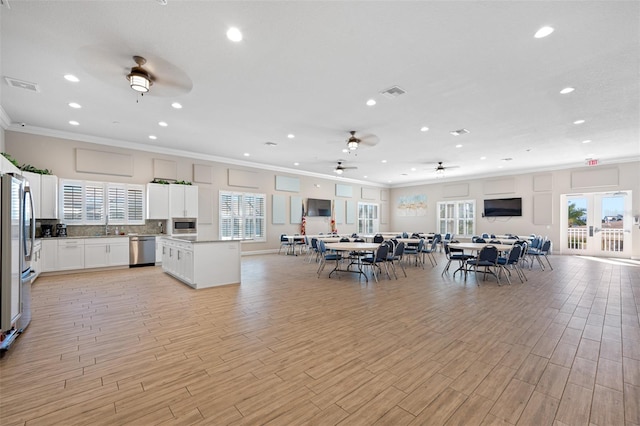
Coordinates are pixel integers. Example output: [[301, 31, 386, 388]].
[[449, 128, 469, 136], [4, 77, 40, 92], [380, 85, 406, 99]]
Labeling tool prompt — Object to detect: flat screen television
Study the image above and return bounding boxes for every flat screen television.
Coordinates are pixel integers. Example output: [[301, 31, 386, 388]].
[[307, 198, 332, 217], [483, 197, 522, 217]]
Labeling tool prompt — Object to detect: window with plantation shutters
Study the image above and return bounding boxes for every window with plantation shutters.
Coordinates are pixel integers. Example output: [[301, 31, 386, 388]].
[[59, 180, 145, 225], [219, 191, 266, 241], [127, 186, 144, 224], [84, 183, 105, 223], [61, 180, 83, 222], [357, 202, 378, 234], [437, 200, 475, 237]]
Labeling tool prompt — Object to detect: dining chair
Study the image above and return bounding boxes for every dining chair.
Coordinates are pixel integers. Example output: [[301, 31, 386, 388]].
[[442, 241, 474, 277], [278, 234, 293, 254], [529, 240, 553, 270], [404, 238, 424, 267], [361, 243, 390, 282], [316, 239, 342, 277], [497, 244, 524, 284], [420, 236, 440, 267], [388, 241, 407, 279], [466, 245, 500, 285]]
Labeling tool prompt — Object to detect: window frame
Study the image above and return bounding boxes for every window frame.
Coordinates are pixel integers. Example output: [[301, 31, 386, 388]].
[[357, 202, 379, 235], [219, 190, 266, 242], [436, 199, 476, 237]]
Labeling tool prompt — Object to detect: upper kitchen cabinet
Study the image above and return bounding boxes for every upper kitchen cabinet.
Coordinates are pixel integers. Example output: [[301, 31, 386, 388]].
[[147, 183, 169, 219], [0, 155, 21, 174], [22, 171, 58, 219], [169, 184, 198, 218]]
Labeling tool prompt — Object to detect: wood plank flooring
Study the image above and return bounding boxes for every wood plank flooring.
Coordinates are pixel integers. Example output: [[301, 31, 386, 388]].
[[1, 252, 639, 425]]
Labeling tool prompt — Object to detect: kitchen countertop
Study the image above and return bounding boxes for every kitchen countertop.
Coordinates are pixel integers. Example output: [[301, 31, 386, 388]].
[[160, 235, 236, 244], [37, 234, 164, 240]]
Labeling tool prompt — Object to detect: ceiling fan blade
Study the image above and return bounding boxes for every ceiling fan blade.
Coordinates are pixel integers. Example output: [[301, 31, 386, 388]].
[[444, 165, 460, 169], [358, 133, 380, 147]]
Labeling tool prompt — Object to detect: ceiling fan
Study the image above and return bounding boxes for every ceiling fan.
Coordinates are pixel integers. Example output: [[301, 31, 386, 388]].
[[334, 161, 358, 175], [345, 131, 379, 151], [434, 161, 459, 176], [75, 46, 193, 97]]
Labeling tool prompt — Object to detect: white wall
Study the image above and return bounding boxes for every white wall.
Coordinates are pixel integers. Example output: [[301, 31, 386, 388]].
[[390, 162, 640, 258], [5, 131, 387, 251]]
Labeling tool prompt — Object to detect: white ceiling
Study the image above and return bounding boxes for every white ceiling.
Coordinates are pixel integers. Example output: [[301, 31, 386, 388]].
[[1, 1, 639, 186]]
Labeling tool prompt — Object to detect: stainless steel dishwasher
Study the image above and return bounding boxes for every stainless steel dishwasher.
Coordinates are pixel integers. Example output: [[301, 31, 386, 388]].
[[129, 235, 156, 267]]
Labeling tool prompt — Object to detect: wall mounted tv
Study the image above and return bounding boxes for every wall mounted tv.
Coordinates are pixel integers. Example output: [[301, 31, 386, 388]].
[[483, 197, 523, 217], [307, 198, 332, 217]]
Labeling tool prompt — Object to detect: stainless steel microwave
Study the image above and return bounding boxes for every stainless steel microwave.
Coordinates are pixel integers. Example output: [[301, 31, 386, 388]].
[[171, 218, 197, 234]]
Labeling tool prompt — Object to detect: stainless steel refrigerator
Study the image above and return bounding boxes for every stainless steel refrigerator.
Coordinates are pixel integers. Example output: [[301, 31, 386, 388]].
[[1, 172, 36, 352]]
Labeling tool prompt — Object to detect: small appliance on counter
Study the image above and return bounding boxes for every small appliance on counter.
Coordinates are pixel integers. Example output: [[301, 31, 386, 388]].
[[41, 224, 53, 238], [55, 223, 67, 237]]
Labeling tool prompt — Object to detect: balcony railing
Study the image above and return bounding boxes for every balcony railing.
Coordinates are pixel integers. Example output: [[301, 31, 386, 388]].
[[567, 227, 625, 252]]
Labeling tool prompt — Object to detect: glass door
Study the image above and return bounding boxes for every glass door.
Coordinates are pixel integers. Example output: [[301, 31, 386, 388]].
[[562, 191, 632, 257]]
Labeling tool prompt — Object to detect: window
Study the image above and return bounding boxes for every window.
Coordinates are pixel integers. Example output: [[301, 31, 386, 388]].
[[357, 202, 379, 234], [437, 200, 475, 236], [219, 191, 265, 241], [60, 180, 145, 225]]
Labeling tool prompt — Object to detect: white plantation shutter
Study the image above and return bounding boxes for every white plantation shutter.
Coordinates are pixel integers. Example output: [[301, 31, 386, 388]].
[[127, 185, 144, 224], [220, 191, 266, 241], [84, 182, 105, 223], [61, 180, 83, 222], [107, 185, 126, 223]]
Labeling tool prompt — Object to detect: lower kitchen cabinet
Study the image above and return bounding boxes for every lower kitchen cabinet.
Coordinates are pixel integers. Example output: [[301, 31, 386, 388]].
[[161, 237, 240, 289], [41, 239, 58, 272], [32, 240, 42, 281], [84, 237, 129, 269], [57, 239, 85, 271]]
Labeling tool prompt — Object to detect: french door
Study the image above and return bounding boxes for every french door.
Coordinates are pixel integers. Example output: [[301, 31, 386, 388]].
[[561, 191, 632, 257]]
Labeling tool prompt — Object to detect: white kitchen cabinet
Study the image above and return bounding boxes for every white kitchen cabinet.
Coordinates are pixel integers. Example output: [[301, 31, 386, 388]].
[[84, 237, 129, 269], [161, 237, 240, 289], [155, 239, 163, 264], [21, 171, 58, 219], [146, 183, 169, 219], [41, 239, 58, 272], [57, 239, 85, 271], [32, 240, 42, 281], [169, 185, 198, 218], [0, 155, 21, 174]]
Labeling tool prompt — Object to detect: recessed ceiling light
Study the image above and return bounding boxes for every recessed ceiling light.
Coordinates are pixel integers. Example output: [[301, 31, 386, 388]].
[[342, 148, 349, 153], [410, 168, 417, 172], [582, 140, 592, 144], [293, 162, 299, 166], [68, 102, 81, 109], [381, 159, 387, 163], [227, 27, 243, 42], [560, 87, 575, 94], [480, 156, 487, 160], [158, 121, 168, 127], [573, 119, 585, 125], [171, 102, 182, 109], [455, 144, 462, 148], [149, 135, 157, 140], [420, 126, 429, 132], [363, 176, 368, 179], [534, 26, 554, 38], [243, 153, 250, 157], [68, 120, 79, 126], [366, 99, 376, 106], [64, 74, 79, 82], [287, 134, 295, 139]]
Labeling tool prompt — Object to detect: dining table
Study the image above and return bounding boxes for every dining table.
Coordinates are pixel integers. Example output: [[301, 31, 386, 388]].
[[323, 242, 381, 282], [447, 242, 514, 278]]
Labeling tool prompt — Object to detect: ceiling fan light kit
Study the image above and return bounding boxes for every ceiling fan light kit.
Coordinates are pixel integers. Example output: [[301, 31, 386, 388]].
[[347, 131, 360, 150], [127, 56, 153, 93]]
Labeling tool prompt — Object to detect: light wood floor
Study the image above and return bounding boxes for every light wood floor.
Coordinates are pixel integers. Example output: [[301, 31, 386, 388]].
[[1, 251, 639, 425]]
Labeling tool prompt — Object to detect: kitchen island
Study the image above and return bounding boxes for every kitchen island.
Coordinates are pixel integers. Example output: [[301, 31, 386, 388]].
[[160, 236, 241, 289]]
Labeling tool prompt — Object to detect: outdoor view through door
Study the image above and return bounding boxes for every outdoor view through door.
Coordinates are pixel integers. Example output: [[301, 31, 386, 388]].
[[562, 191, 632, 257]]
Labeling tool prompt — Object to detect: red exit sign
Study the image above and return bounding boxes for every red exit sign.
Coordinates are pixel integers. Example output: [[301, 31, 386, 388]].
[[587, 159, 598, 166]]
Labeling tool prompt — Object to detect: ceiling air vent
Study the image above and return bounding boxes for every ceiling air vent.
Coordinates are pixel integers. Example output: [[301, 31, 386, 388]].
[[4, 77, 40, 92], [380, 85, 406, 99], [449, 128, 470, 136]]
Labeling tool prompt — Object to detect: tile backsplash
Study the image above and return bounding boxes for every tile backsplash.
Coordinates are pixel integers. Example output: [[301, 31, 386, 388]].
[[37, 219, 168, 237]]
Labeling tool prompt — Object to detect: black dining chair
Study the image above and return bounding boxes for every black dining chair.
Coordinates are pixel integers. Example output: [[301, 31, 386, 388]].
[[361, 243, 390, 282], [497, 244, 526, 284], [466, 245, 500, 285]]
